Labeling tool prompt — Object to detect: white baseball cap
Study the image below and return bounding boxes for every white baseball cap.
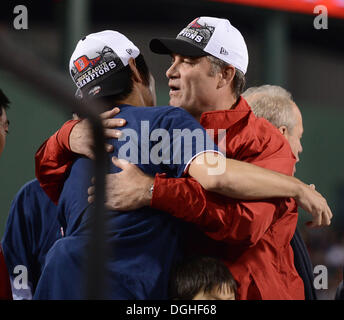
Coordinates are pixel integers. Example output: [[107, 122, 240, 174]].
[[69, 30, 140, 99], [150, 17, 248, 74]]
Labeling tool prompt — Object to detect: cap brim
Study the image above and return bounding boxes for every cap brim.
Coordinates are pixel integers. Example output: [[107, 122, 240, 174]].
[[150, 38, 208, 57]]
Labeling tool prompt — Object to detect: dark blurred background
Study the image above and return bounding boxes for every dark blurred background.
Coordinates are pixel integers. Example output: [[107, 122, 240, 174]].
[[0, 0, 343, 299]]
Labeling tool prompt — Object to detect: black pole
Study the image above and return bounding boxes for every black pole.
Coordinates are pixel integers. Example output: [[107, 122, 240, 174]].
[[0, 32, 107, 299]]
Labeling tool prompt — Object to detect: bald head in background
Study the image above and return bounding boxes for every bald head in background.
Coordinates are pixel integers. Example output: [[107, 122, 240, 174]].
[[243, 85, 303, 175]]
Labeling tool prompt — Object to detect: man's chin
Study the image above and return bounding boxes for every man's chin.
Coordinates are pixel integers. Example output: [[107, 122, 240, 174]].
[[169, 98, 182, 108]]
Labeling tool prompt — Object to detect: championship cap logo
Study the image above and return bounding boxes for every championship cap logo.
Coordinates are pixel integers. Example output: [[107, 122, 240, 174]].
[[177, 17, 215, 49], [74, 55, 101, 73]]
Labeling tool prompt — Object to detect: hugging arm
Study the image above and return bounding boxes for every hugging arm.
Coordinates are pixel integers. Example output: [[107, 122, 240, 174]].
[[88, 152, 332, 229]]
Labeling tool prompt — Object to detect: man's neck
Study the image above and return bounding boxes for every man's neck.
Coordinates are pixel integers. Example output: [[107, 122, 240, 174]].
[[217, 94, 238, 111], [118, 96, 142, 107], [117, 86, 148, 107], [196, 95, 239, 120], [193, 95, 240, 123]]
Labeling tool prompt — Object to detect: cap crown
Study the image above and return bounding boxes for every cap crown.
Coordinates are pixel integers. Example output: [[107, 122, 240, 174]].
[[69, 30, 140, 95], [177, 17, 248, 74]]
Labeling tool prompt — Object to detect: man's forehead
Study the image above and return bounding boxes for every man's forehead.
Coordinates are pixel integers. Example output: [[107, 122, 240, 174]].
[[206, 289, 235, 300], [293, 103, 303, 121], [291, 103, 303, 134], [171, 53, 204, 61]]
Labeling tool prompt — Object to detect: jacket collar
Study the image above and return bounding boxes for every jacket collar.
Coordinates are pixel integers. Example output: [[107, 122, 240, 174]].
[[200, 96, 252, 129]]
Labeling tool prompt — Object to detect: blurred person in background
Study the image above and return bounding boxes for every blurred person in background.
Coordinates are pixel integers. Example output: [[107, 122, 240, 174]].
[[1, 179, 61, 299], [1, 108, 126, 299], [242, 84, 316, 300], [335, 268, 344, 300], [0, 89, 12, 300], [0, 90, 10, 158], [169, 256, 237, 300], [243, 85, 303, 175], [324, 233, 344, 299]]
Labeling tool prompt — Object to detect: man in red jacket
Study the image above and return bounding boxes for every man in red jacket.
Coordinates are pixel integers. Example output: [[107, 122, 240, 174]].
[[35, 18, 332, 299], [0, 89, 12, 300]]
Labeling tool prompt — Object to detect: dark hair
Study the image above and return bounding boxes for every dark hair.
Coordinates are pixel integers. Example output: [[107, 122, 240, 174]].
[[100, 54, 150, 106], [169, 256, 237, 300], [233, 69, 246, 100], [0, 89, 10, 116], [207, 56, 246, 100]]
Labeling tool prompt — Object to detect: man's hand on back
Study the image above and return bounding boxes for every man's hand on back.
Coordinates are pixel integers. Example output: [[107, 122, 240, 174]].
[[69, 107, 126, 159], [88, 157, 154, 211]]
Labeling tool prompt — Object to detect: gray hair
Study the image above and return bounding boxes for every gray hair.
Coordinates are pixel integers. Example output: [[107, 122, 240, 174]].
[[207, 56, 246, 100], [242, 85, 297, 131]]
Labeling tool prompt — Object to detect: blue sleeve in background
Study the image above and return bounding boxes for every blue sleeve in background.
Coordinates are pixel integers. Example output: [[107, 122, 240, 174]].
[[1, 179, 60, 299]]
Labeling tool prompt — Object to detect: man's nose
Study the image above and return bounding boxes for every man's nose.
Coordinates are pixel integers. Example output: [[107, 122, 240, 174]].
[[166, 65, 175, 79], [166, 59, 179, 79]]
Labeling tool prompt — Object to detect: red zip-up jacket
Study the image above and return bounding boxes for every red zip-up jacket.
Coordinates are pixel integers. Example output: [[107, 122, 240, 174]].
[[35, 119, 79, 205], [35, 98, 304, 300], [0, 245, 12, 300]]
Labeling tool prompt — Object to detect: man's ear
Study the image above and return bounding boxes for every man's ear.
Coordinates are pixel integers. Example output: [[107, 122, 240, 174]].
[[128, 58, 143, 83], [72, 113, 81, 120], [279, 125, 288, 136], [217, 65, 235, 89]]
